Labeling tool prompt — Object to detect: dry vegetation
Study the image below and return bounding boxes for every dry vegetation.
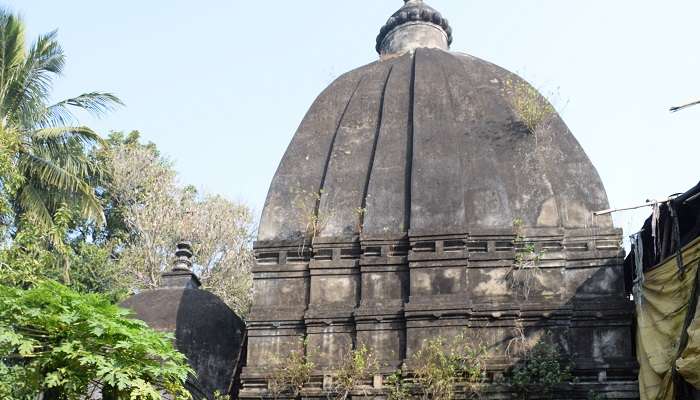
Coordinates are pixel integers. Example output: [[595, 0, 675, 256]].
[[505, 79, 556, 134]]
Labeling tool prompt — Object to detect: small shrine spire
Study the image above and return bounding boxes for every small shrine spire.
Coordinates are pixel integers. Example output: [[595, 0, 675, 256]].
[[172, 240, 194, 272], [161, 240, 201, 289]]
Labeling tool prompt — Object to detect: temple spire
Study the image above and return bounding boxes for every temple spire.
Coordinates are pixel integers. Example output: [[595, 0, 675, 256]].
[[376, 0, 453, 56], [171, 240, 194, 272], [161, 241, 201, 289]]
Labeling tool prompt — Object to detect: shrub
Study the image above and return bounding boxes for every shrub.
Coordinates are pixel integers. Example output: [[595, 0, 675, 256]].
[[505, 79, 555, 134], [509, 335, 571, 399], [331, 344, 380, 400], [268, 340, 315, 399], [386, 367, 411, 400], [411, 334, 487, 400]]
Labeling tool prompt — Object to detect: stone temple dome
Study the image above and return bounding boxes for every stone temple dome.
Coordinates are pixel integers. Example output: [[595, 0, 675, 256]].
[[243, 1, 636, 398], [122, 242, 246, 399], [258, 2, 612, 244]]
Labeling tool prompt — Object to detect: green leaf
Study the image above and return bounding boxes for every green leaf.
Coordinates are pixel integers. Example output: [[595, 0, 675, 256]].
[[0, 279, 192, 398], [17, 341, 34, 356], [90, 325, 104, 337], [44, 371, 62, 388]]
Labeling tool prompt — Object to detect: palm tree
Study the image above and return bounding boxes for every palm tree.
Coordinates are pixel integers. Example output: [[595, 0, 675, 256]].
[[0, 8, 122, 231]]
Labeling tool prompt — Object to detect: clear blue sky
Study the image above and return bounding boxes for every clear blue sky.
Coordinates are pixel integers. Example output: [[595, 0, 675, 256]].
[[9, 1, 700, 239]]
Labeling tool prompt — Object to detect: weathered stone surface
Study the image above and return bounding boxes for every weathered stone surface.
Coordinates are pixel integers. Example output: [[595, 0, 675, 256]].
[[379, 21, 448, 57], [243, 1, 636, 398], [122, 289, 245, 397], [258, 47, 613, 243], [376, 0, 453, 55], [121, 244, 246, 399]]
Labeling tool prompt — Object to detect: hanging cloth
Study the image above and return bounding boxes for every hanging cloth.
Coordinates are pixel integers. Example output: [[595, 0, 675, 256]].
[[636, 236, 700, 400]]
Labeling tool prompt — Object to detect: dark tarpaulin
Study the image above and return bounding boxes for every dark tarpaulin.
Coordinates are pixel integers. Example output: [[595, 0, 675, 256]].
[[624, 181, 700, 285], [624, 181, 700, 400]]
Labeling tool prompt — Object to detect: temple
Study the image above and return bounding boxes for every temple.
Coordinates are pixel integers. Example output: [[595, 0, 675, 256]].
[[122, 242, 246, 399], [239, 0, 638, 398]]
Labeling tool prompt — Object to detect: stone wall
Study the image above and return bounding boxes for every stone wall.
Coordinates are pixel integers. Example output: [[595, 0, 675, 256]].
[[240, 226, 638, 399]]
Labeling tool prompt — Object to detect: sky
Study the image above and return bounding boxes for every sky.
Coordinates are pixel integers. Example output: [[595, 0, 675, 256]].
[[8, 1, 700, 240]]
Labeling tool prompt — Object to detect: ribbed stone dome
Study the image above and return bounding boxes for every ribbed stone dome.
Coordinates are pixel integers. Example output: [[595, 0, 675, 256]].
[[258, 48, 612, 243]]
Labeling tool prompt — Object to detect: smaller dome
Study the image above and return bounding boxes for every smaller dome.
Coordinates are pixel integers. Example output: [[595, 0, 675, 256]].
[[376, 0, 453, 55], [121, 242, 245, 399]]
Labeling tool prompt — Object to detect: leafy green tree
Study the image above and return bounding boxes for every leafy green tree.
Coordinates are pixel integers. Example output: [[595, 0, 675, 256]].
[[0, 280, 192, 399], [69, 131, 157, 249], [0, 209, 130, 301], [3, 130, 255, 308], [0, 10, 247, 400], [0, 126, 20, 234], [0, 8, 122, 233]]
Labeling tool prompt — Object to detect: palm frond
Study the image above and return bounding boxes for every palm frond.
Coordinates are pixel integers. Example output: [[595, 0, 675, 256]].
[[19, 150, 92, 193], [25, 126, 106, 196], [25, 29, 63, 75], [16, 179, 105, 242], [30, 126, 105, 147], [0, 9, 25, 107], [41, 92, 123, 127], [29, 127, 106, 182], [16, 181, 53, 230], [17, 144, 105, 223], [6, 29, 64, 128], [47, 187, 104, 226]]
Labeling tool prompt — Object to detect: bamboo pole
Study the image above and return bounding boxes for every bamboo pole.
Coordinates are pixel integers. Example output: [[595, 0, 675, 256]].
[[594, 195, 680, 216]]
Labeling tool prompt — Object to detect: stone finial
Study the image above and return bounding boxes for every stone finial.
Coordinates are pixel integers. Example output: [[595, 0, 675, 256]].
[[161, 240, 201, 289], [172, 241, 194, 272], [376, 0, 453, 56]]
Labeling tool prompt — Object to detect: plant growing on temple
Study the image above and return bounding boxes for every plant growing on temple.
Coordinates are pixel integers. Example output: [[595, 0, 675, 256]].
[[505, 79, 555, 134], [330, 344, 380, 400], [354, 207, 367, 235], [291, 187, 331, 253], [506, 218, 545, 300], [386, 367, 411, 400], [505, 320, 529, 359], [410, 334, 488, 400], [411, 337, 457, 400], [509, 333, 571, 399], [587, 390, 607, 400], [0, 8, 122, 233], [0, 280, 192, 399], [268, 340, 315, 399]]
